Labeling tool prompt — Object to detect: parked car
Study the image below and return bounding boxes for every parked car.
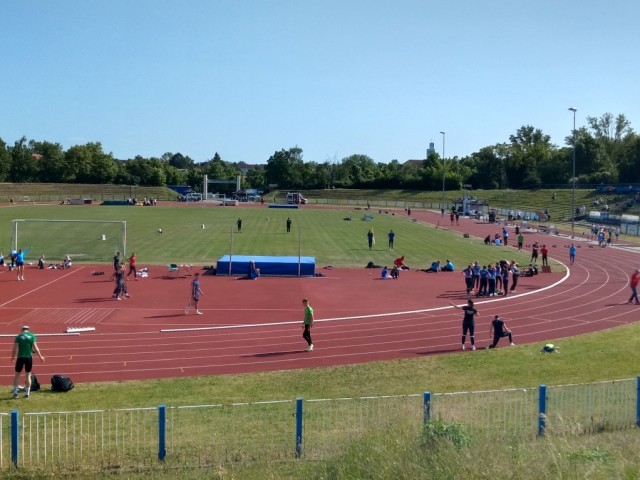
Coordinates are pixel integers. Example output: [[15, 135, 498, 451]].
[[184, 193, 202, 202]]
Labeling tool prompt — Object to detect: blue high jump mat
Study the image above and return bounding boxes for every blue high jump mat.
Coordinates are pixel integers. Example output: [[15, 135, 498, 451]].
[[216, 255, 316, 277]]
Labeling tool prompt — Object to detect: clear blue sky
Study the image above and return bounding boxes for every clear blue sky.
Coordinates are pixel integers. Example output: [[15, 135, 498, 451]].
[[1, 1, 638, 164]]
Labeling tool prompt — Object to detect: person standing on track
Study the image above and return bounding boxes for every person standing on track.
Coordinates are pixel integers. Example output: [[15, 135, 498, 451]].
[[15, 247, 30, 281], [488, 315, 515, 349], [450, 299, 479, 351], [509, 262, 520, 293], [541, 245, 549, 267], [302, 298, 314, 351], [113, 263, 129, 300], [569, 244, 576, 265], [11, 325, 44, 399], [185, 272, 203, 315], [127, 252, 138, 280], [463, 264, 474, 296], [531, 242, 539, 264], [472, 261, 481, 293], [628, 269, 640, 305]]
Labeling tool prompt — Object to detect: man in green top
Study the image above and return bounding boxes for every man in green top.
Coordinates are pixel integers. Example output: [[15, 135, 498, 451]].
[[517, 233, 525, 251], [302, 298, 314, 352], [11, 326, 45, 399]]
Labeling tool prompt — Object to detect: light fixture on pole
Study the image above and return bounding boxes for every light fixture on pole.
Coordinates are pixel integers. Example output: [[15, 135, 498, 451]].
[[440, 131, 446, 204], [568, 107, 577, 238]]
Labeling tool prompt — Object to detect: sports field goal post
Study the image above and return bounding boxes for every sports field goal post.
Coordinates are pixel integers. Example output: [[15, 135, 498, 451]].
[[11, 219, 126, 263]]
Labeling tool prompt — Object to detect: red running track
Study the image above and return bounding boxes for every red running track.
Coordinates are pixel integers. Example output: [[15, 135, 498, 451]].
[[0, 208, 638, 384]]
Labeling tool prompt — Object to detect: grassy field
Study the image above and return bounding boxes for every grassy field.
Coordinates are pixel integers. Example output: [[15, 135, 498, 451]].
[[0, 188, 638, 479], [0, 204, 539, 268]]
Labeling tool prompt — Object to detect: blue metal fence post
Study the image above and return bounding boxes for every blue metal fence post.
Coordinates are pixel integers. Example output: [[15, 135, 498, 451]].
[[538, 384, 547, 437], [11, 410, 18, 467], [423, 392, 431, 425], [158, 405, 166, 461], [295, 398, 303, 458], [636, 376, 640, 427]]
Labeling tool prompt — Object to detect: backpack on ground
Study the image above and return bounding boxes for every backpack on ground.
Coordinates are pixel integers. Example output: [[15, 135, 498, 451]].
[[30, 373, 41, 392], [51, 375, 74, 392]]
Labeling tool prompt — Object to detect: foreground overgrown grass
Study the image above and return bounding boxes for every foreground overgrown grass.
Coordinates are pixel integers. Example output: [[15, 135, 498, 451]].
[[2, 317, 639, 478]]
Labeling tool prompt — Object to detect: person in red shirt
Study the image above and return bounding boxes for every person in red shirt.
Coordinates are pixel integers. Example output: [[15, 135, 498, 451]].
[[127, 252, 138, 280], [393, 256, 407, 270], [629, 269, 640, 305], [541, 245, 549, 266]]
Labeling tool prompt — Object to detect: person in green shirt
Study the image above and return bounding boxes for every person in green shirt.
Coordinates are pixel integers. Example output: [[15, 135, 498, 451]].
[[11, 326, 45, 399], [302, 298, 314, 352], [517, 233, 525, 251]]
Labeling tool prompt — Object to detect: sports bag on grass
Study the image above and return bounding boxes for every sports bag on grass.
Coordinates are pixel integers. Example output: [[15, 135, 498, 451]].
[[30, 373, 41, 392], [51, 375, 74, 392]]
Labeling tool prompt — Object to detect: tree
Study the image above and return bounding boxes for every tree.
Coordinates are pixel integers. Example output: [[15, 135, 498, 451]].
[[505, 126, 552, 187], [65, 142, 116, 184], [0, 137, 12, 182], [264, 147, 305, 188], [583, 113, 634, 183], [31, 140, 67, 182], [10, 136, 39, 182], [341, 154, 378, 187], [168, 153, 195, 170]]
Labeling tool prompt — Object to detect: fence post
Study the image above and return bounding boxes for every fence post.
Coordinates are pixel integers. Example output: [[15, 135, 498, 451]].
[[423, 392, 431, 425], [295, 398, 303, 458], [538, 384, 547, 437], [636, 376, 640, 427], [158, 405, 166, 461], [11, 410, 18, 467]]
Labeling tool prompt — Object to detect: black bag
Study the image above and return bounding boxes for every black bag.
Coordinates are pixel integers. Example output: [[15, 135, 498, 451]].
[[30, 373, 40, 392], [51, 375, 74, 392]]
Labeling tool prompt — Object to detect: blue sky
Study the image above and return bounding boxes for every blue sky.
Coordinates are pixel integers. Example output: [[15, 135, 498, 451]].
[[1, 1, 638, 165]]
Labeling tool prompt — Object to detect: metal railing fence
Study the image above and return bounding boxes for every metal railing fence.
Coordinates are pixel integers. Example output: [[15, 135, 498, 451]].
[[1, 377, 638, 472]]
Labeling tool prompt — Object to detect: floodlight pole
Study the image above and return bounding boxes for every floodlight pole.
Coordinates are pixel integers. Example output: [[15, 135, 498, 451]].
[[569, 107, 577, 238]]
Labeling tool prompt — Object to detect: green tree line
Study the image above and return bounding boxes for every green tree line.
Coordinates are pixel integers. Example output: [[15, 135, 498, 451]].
[[2, 113, 638, 190]]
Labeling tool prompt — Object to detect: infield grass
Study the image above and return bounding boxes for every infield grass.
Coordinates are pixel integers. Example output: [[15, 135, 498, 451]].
[[0, 204, 540, 269]]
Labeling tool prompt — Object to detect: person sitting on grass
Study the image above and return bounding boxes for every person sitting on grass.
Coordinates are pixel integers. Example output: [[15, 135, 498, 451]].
[[441, 259, 455, 272], [484, 234, 491, 245], [424, 260, 441, 272], [37, 255, 46, 269]]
